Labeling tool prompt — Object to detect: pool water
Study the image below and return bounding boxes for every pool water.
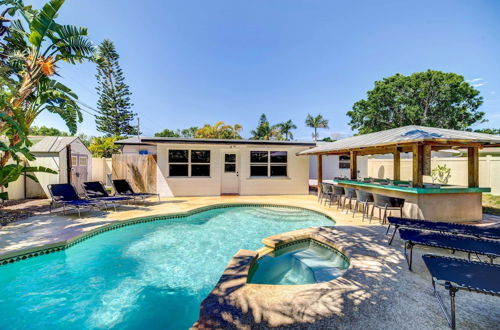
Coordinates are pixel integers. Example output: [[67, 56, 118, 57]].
[[0, 206, 333, 330], [248, 240, 349, 285]]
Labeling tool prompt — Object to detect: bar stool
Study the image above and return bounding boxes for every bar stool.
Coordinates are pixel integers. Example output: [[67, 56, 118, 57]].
[[318, 182, 326, 202], [330, 185, 345, 208], [353, 190, 374, 221], [370, 194, 405, 224], [342, 187, 357, 213], [322, 183, 334, 205]]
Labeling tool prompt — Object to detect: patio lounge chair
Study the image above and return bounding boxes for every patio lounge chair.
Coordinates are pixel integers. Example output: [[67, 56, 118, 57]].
[[422, 254, 500, 329], [387, 216, 500, 245], [82, 181, 132, 211], [48, 184, 102, 217], [112, 179, 160, 202], [399, 228, 500, 271]]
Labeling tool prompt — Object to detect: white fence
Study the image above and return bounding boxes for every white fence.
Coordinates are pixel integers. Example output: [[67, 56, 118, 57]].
[[367, 156, 500, 195]]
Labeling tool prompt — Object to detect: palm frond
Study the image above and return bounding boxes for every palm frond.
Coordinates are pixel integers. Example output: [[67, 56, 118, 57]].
[[28, 0, 64, 47]]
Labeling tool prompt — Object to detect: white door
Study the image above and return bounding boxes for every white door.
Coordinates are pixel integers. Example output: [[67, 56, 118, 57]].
[[221, 152, 239, 194]]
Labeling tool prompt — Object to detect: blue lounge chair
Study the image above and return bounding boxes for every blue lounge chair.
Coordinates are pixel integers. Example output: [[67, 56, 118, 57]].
[[112, 179, 160, 202], [82, 181, 132, 211], [422, 254, 500, 329], [399, 228, 500, 271], [48, 184, 102, 217], [387, 216, 500, 245]]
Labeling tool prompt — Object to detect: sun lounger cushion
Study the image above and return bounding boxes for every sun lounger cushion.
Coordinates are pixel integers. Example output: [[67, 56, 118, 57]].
[[399, 228, 500, 257], [388, 217, 500, 240], [422, 254, 500, 294], [82, 181, 110, 198]]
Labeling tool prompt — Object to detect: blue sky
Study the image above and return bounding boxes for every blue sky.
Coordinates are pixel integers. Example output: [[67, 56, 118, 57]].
[[31, 0, 500, 140]]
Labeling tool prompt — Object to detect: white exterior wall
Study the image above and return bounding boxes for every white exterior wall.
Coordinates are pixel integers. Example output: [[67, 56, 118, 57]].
[[238, 145, 310, 196], [309, 155, 369, 180], [122, 143, 311, 196]]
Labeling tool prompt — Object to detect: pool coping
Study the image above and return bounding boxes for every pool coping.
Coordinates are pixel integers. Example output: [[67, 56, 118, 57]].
[[0, 203, 335, 266]]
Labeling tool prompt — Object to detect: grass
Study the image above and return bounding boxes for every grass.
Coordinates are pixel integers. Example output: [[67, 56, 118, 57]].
[[483, 194, 500, 216]]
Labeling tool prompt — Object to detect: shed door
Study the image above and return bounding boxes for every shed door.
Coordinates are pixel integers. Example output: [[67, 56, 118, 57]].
[[221, 152, 239, 194], [71, 153, 88, 193]]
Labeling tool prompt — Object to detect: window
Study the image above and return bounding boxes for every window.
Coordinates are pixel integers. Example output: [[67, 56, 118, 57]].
[[224, 154, 236, 173], [71, 156, 77, 166], [339, 155, 350, 169], [250, 151, 287, 177], [79, 156, 87, 166], [168, 149, 210, 177]]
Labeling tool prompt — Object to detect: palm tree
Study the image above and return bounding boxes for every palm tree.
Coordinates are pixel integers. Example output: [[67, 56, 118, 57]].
[[0, 0, 94, 166], [305, 114, 329, 141], [276, 119, 297, 141]]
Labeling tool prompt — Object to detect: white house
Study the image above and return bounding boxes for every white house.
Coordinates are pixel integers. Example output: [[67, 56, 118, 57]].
[[115, 137, 316, 197]]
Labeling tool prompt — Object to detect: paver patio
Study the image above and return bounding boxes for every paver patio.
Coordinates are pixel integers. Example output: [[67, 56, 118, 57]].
[[0, 195, 498, 329]]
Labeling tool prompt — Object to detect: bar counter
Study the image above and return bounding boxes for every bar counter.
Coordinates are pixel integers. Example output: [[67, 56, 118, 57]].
[[334, 180, 491, 222]]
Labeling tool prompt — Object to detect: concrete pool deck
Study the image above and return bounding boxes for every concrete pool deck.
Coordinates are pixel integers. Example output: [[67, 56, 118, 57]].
[[0, 195, 499, 329]]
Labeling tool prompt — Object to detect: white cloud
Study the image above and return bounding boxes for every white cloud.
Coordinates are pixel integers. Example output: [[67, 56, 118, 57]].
[[469, 78, 483, 83], [472, 82, 487, 87]]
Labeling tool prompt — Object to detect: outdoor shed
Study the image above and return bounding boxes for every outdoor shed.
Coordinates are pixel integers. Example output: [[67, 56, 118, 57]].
[[114, 137, 315, 197], [27, 136, 92, 198]]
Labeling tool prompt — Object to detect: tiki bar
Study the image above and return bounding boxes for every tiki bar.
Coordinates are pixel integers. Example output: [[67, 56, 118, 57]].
[[299, 125, 500, 221]]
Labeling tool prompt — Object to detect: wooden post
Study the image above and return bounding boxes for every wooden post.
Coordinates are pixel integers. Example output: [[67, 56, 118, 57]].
[[412, 144, 423, 187], [423, 145, 432, 176], [350, 151, 357, 180], [393, 148, 401, 181], [66, 144, 72, 184], [317, 154, 323, 196], [467, 147, 479, 188]]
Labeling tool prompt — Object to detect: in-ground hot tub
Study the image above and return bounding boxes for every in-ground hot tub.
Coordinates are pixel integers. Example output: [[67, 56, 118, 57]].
[[248, 239, 349, 285]]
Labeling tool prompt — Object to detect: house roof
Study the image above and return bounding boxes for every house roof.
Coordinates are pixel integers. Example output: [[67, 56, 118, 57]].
[[299, 125, 500, 155], [30, 136, 79, 153], [115, 136, 317, 147]]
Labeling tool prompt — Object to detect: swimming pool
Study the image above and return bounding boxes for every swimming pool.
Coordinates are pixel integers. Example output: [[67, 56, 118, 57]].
[[0, 205, 333, 330]]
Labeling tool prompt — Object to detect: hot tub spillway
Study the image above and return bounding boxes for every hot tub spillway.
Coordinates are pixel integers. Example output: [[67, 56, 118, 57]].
[[248, 240, 349, 285]]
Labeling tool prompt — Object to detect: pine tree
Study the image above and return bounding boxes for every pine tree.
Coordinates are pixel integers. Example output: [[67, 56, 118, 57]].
[[95, 40, 138, 136]]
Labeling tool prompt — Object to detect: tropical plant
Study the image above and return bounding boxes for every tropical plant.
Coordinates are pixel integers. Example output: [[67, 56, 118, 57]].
[[77, 132, 93, 147], [250, 114, 282, 140], [276, 119, 297, 140], [0, 0, 95, 167], [180, 127, 198, 138], [305, 114, 329, 141], [88, 136, 120, 158], [473, 128, 500, 135], [195, 121, 242, 139], [30, 125, 69, 136], [155, 129, 181, 138], [0, 113, 57, 201], [347, 70, 485, 134], [94, 39, 137, 136], [431, 164, 452, 184]]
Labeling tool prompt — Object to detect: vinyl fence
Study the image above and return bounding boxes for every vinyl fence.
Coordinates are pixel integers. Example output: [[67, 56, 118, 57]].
[[367, 155, 500, 195]]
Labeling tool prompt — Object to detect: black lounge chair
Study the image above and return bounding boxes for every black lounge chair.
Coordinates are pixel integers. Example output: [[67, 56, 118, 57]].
[[82, 181, 132, 211], [399, 228, 500, 270], [48, 184, 102, 217], [422, 254, 500, 329], [112, 179, 160, 202], [387, 216, 500, 245]]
